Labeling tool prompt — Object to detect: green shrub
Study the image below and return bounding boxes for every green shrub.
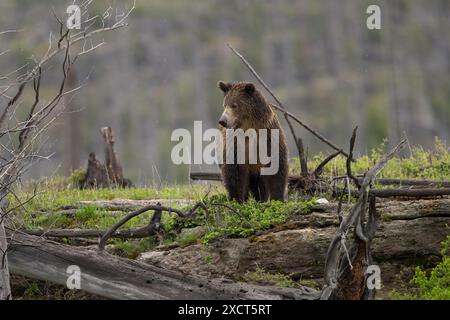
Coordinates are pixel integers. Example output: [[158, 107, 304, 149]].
[[390, 236, 450, 300]]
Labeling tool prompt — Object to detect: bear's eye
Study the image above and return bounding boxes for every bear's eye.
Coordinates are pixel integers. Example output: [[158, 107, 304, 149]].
[[230, 104, 238, 109]]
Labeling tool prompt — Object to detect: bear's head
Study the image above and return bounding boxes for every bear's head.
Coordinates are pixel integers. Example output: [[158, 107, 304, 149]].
[[217, 81, 272, 129]]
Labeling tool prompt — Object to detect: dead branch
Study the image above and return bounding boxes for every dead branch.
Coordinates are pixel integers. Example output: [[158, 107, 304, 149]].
[[283, 113, 305, 175], [297, 138, 309, 177], [313, 149, 342, 178], [98, 205, 162, 250], [227, 44, 351, 159], [346, 127, 361, 189], [321, 138, 406, 300]]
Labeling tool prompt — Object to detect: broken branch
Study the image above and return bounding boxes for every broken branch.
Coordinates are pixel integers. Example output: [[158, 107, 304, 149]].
[[228, 44, 350, 159]]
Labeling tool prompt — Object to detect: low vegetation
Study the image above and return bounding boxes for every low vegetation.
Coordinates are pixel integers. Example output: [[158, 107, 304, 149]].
[[390, 236, 450, 300], [291, 138, 450, 182]]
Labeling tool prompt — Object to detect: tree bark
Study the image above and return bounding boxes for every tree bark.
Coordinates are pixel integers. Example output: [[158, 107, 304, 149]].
[[0, 222, 11, 300], [80, 127, 132, 189], [7, 231, 318, 300], [0, 192, 11, 300]]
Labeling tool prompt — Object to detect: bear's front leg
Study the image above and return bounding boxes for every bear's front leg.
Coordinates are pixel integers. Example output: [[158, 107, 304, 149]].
[[221, 164, 250, 203], [263, 163, 288, 201], [249, 175, 269, 202]]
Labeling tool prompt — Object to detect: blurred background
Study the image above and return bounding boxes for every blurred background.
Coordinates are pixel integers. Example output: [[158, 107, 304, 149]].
[[0, 0, 449, 185]]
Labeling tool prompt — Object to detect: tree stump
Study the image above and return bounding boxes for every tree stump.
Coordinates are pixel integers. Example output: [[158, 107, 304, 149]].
[[79, 127, 132, 189]]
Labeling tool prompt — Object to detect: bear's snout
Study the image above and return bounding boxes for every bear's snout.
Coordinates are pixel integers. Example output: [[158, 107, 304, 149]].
[[218, 115, 227, 128]]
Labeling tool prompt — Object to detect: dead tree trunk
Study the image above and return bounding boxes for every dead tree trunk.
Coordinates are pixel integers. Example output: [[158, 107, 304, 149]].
[[79, 127, 132, 189], [321, 139, 407, 300], [7, 231, 318, 300], [102, 126, 124, 185], [79, 152, 109, 188], [0, 193, 11, 300], [0, 223, 11, 300]]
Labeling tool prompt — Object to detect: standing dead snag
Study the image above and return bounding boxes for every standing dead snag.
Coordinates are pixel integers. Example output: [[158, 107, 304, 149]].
[[102, 126, 125, 186], [79, 127, 133, 189], [321, 138, 407, 300], [80, 152, 109, 188]]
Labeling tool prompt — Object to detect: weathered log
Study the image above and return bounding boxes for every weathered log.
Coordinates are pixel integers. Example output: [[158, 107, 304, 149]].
[[75, 199, 195, 210], [23, 224, 158, 239], [138, 198, 450, 298], [190, 172, 450, 190], [371, 188, 450, 198], [7, 231, 318, 300]]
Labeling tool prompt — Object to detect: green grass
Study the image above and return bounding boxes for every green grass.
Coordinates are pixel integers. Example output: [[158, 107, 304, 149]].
[[11, 183, 216, 232], [12, 183, 314, 250], [290, 137, 450, 182], [110, 238, 157, 259], [14, 183, 210, 213]]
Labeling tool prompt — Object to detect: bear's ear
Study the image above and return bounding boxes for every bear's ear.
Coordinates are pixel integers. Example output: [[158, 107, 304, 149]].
[[218, 81, 232, 94], [244, 83, 255, 95]]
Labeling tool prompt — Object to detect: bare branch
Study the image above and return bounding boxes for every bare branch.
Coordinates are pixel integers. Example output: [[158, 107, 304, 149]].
[[227, 44, 351, 159]]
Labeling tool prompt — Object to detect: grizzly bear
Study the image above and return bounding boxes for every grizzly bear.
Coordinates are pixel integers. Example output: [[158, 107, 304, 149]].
[[217, 81, 289, 203]]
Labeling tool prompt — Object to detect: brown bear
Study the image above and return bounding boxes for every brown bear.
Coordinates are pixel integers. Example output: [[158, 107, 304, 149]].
[[217, 81, 289, 203]]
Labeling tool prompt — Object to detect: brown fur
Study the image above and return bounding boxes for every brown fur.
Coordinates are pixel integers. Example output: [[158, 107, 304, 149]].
[[217, 81, 289, 203]]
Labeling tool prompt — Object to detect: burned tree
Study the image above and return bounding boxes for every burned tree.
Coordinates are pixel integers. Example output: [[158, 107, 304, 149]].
[[79, 126, 133, 189]]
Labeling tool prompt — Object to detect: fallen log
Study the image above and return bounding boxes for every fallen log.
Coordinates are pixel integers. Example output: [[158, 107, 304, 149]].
[[139, 198, 450, 298], [371, 188, 450, 198], [7, 231, 318, 300], [190, 172, 450, 190], [22, 224, 158, 239]]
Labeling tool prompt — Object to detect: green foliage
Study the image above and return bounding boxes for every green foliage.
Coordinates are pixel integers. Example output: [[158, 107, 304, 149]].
[[75, 206, 99, 223], [110, 238, 156, 259], [390, 236, 450, 300], [199, 196, 315, 244], [177, 231, 201, 247], [290, 138, 450, 182], [16, 278, 89, 300], [12, 183, 211, 220], [242, 267, 296, 288], [69, 168, 86, 187]]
